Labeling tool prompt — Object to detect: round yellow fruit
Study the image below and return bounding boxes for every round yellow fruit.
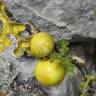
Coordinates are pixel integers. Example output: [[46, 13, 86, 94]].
[[30, 32, 54, 57], [35, 59, 66, 86]]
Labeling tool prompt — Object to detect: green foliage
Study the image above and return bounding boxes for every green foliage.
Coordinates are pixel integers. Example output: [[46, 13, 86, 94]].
[[51, 39, 75, 74], [79, 73, 96, 96], [80, 93, 87, 96]]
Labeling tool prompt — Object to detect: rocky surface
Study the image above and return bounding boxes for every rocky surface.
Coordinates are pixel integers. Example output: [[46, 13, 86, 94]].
[[0, 52, 20, 95], [5, 0, 96, 39], [0, 0, 96, 96], [10, 76, 49, 96]]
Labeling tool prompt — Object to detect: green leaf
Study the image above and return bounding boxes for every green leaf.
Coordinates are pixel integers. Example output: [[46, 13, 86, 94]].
[[51, 39, 75, 74], [80, 81, 89, 89], [79, 73, 96, 96], [80, 93, 87, 96]]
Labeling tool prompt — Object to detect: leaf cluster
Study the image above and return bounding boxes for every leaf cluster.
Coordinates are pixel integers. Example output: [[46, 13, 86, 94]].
[[80, 73, 96, 96], [50, 39, 75, 74]]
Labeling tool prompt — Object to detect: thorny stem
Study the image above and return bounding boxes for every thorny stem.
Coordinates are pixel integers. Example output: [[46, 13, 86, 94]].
[[72, 56, 85, 64], [72, 55, 88, 78], [27, 20, 40, 35], [5, 6, 38, 36]]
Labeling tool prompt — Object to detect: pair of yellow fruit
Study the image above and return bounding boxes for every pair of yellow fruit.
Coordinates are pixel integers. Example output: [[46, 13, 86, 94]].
[[30, 32, 65, 86]]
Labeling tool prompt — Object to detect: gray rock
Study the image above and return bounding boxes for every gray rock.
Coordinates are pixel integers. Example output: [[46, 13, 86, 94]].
[[10, 76, 49, 96], [4, 0, 73, 40], [0, 52, 20, 95], [49, 72, 81, 96], [6, 0, 96, 39]]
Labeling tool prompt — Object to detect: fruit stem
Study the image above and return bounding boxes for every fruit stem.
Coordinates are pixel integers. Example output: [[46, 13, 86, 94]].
[[72, 55, 88, 78], [72, 55, 85, 65], [28, 20, 40, 35]]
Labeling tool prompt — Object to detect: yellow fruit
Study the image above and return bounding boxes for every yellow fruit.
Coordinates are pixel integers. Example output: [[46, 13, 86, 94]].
[[35, 59, 66, 86], [30, 32, 54, 57]]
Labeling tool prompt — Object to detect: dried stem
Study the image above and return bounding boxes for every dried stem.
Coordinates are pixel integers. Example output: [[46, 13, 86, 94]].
[[28, 20, 40, 35]]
